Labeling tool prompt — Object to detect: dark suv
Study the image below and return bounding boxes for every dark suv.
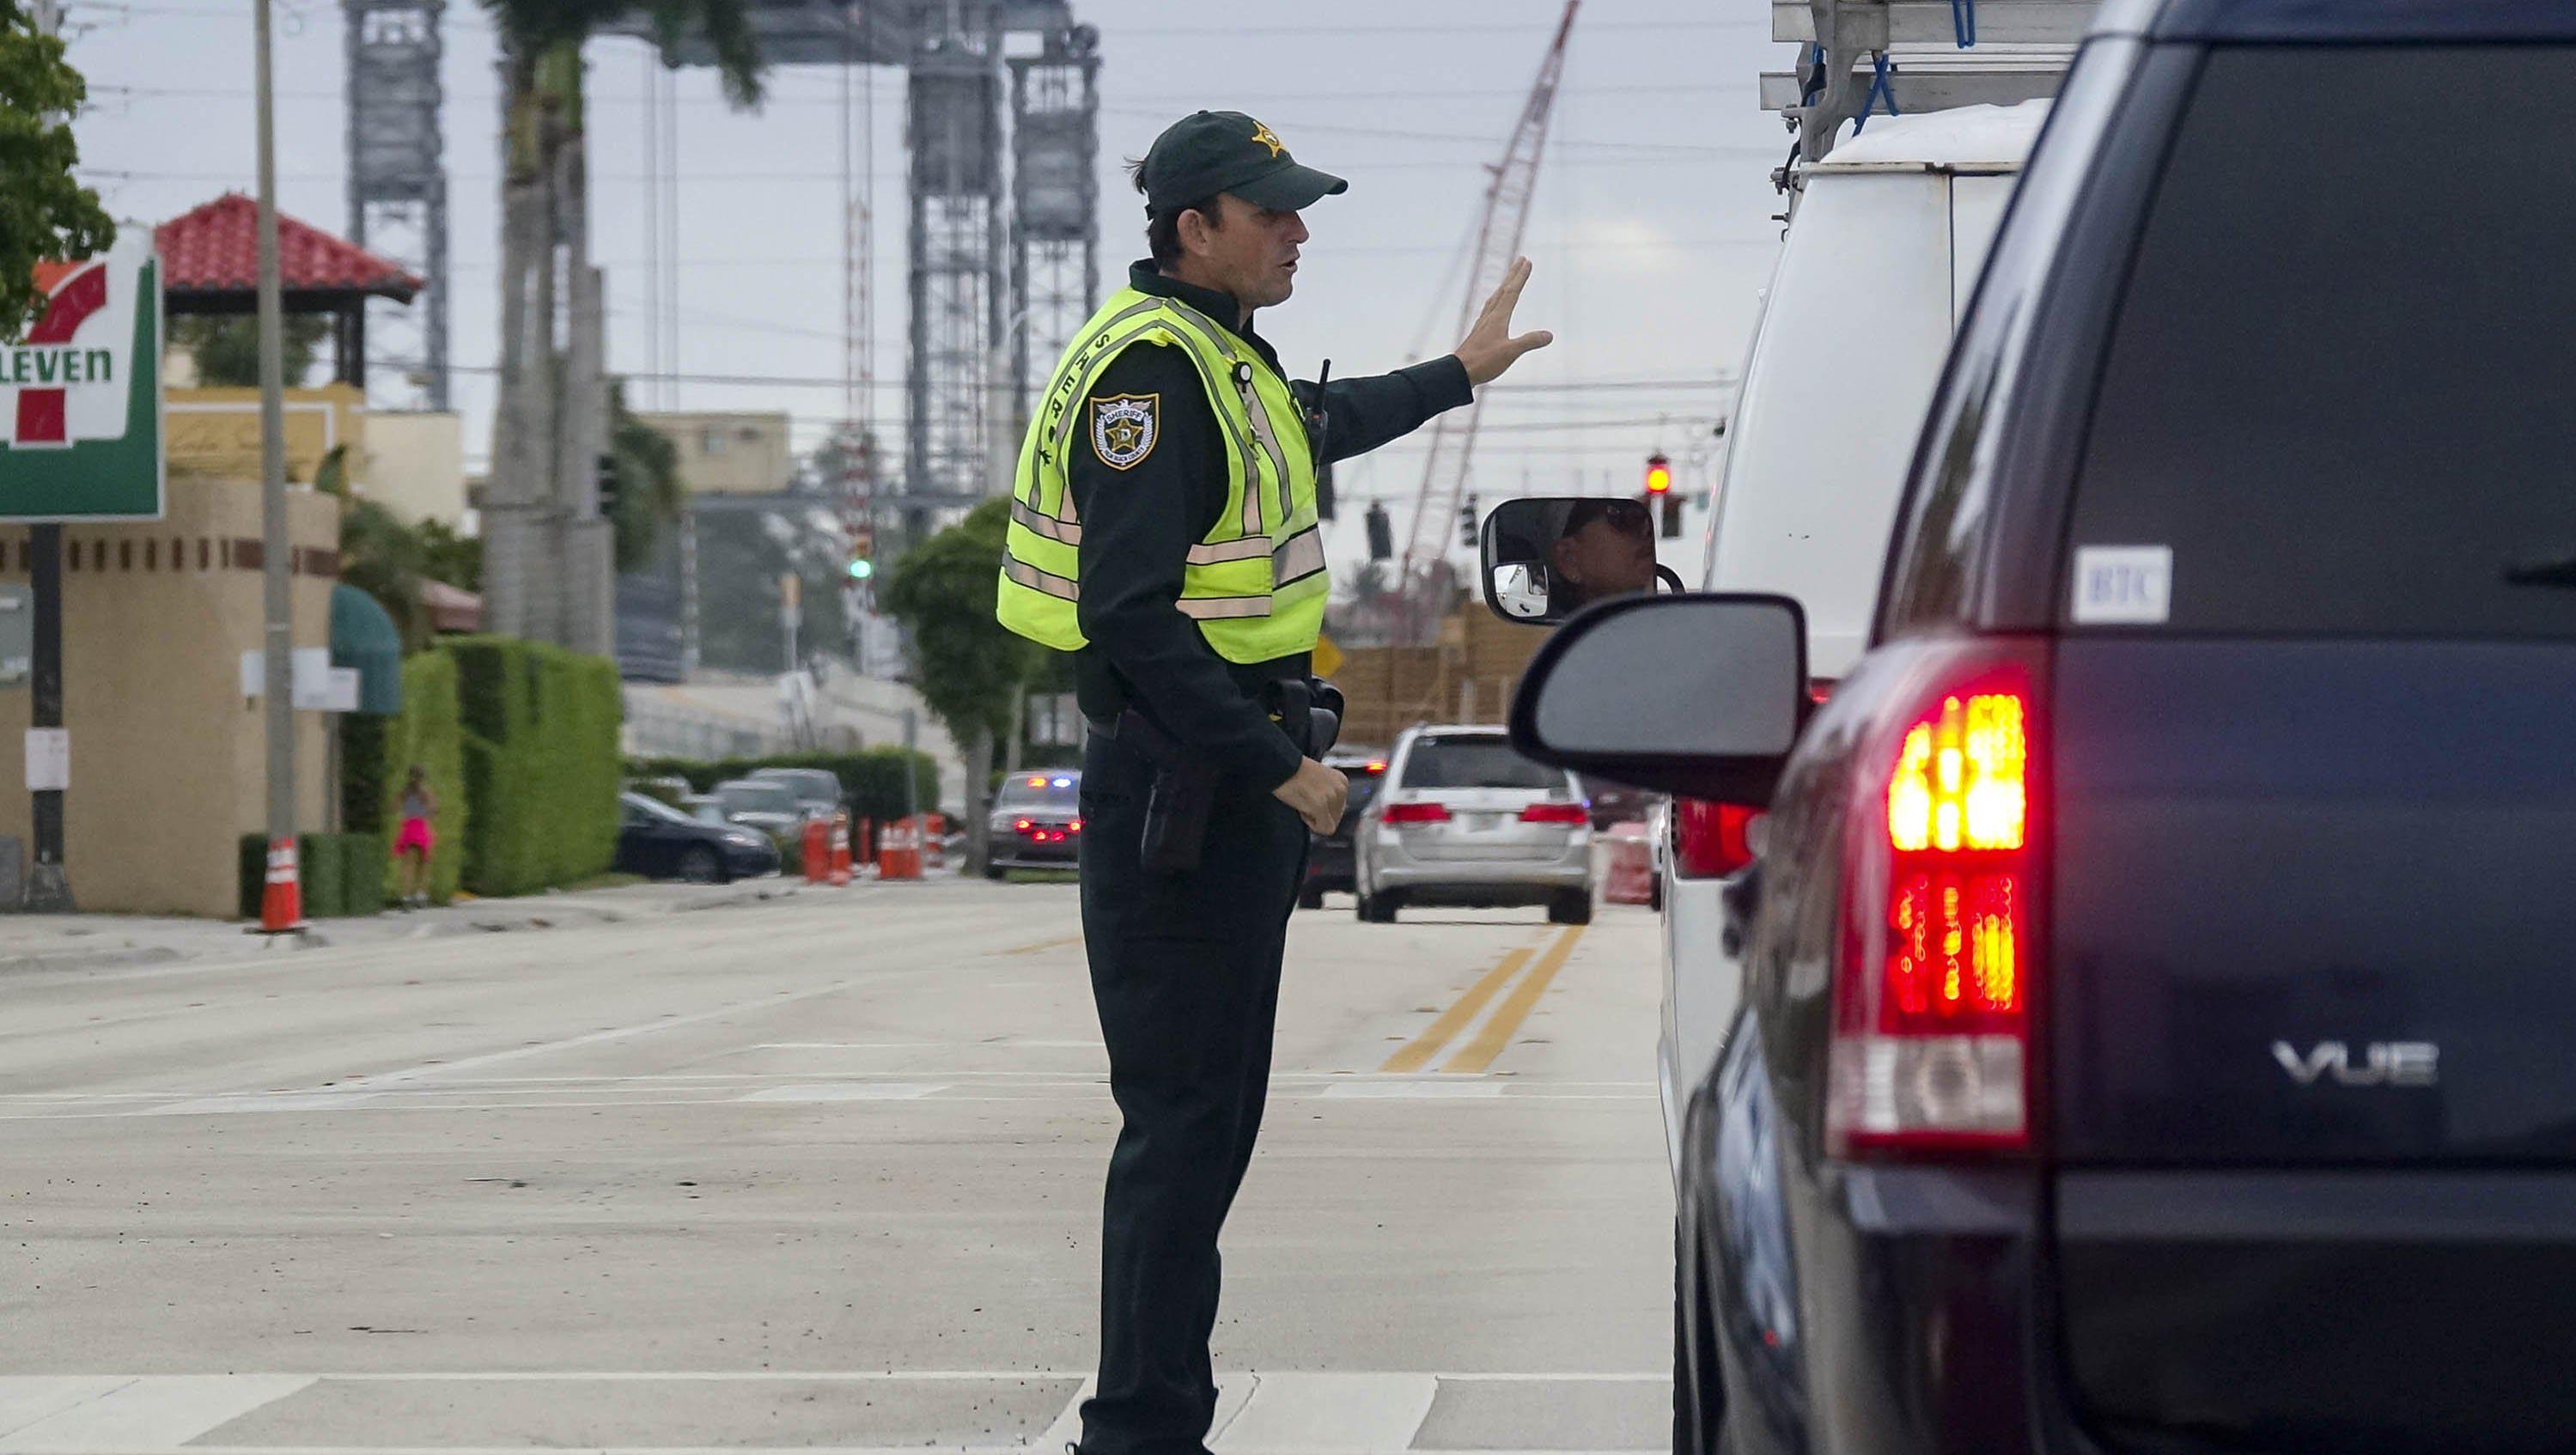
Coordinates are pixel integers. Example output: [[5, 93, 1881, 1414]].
[[1497, 3, 2576, 1452]]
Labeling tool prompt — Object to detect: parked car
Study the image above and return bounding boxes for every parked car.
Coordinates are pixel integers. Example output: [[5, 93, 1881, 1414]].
[[1298, 752, 1389, 909], [708, 778, 803, 840], [749, 766, 843, 821], [985, 770, 1081, 877], [615, 790, 779, 883], [1495, 6, 2576, 1450], [1353, 725, 1593, 924]]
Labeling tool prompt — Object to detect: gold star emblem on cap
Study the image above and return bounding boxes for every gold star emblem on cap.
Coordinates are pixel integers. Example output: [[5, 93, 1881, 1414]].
[[1250, 121, 1286, 159]]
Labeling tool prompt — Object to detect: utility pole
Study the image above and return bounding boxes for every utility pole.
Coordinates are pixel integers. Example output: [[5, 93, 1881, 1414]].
[[255, 0, 299, 916], [21, 0, 70, 912]]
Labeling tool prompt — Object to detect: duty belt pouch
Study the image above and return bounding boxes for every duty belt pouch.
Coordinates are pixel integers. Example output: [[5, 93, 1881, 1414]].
[[1271, 679, 1345, 758], [1308, 679, 1345, 758], [1118, 709, 1217, 876]]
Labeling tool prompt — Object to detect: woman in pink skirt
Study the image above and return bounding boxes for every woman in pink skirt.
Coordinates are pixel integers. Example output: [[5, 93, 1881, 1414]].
[[393, 764, 438, 908]]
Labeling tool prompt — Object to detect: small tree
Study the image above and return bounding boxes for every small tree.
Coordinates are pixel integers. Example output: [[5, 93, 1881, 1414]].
[[880, 497, 1046, 869], [171, 314, 329, 388], [606, 379, 683, 570], [0, 0, 114, 340]]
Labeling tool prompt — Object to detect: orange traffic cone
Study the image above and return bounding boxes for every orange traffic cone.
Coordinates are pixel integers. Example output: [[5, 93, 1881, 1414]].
[[802, 817, 830, 885], [259, 837, 304, 934], [828, 813, 853, 886]]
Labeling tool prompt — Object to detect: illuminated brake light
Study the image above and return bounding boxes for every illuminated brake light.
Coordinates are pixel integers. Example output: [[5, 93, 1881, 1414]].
[[1519, 802, 1589, 825], [1887, 692, 2025, 853], [1828, 650, 2042, 1158], [1673, 799, 1760, 879], [1383, 802, 1451, 825]]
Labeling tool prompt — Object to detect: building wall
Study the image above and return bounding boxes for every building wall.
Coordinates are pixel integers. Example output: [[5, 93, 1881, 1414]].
[[641, 411, 793, 496], [0, 478, 340, 917], [360, 411, 466, 526]]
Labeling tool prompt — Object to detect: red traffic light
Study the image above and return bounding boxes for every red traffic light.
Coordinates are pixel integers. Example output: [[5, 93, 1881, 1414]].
[[1644, 453, 1673, 495]]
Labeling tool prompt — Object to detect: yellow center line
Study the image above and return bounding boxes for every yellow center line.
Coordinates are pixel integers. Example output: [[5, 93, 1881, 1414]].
[[1379, 946, 1534, 1074], [1442, 925, 1586, 1074], [1001, 934, 1085, 956]]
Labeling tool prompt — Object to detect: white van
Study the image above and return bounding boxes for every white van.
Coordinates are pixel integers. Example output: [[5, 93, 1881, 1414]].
[[1657, 102, 2054, 1171]]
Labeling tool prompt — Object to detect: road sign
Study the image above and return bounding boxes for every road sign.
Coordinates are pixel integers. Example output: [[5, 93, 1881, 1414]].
[[0, 239, 166, 521], [1313, 633, 1345, 679]]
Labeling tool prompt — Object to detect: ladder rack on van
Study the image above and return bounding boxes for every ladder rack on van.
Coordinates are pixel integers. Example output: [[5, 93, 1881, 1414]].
[[1767, 0, 2097, 161]]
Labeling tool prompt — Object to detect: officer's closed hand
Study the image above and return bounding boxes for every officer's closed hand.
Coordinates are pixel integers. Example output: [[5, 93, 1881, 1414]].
[[1273, 758, 1349, 836], [1453, 256, 1556, 387]]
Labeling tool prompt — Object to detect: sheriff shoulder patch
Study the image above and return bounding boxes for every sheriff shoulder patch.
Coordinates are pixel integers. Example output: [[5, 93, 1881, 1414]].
[[1091, 393, 1159, 471]]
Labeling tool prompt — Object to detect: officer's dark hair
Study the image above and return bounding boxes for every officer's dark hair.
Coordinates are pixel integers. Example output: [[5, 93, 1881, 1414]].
[[1127, 156, 1221, 269]]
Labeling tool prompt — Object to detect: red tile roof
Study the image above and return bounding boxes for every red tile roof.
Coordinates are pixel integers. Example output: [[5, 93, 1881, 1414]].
[[154, 194, 423, 301]]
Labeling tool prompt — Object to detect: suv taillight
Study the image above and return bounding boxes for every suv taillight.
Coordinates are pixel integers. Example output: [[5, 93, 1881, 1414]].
[[1827, 644, 2043, 1158]]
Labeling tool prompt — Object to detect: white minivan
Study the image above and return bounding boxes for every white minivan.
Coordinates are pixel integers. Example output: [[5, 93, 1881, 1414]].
[[1657, 102, 2053, 1170]]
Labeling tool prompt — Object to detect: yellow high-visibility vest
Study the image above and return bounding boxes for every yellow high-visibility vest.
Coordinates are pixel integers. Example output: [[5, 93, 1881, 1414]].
[[995, 287, 1327, 665]]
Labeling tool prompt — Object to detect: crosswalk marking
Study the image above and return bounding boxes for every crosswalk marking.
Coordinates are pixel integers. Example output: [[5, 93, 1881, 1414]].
[[0, 1374, 1664, 1454]]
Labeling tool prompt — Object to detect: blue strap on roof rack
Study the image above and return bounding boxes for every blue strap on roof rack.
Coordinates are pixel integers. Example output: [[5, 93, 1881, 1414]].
[[1853, 51, 1900, 132]]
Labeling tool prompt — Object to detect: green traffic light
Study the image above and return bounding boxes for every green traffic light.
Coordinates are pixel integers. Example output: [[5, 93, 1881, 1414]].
[[847, 559, 874, 581]]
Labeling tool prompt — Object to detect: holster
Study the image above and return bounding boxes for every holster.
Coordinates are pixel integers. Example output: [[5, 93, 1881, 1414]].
[[1117, 709, 1218, 876]]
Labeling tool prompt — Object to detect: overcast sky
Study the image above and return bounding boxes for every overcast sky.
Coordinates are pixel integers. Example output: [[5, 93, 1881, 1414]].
[[66, 0, 1799, 572]]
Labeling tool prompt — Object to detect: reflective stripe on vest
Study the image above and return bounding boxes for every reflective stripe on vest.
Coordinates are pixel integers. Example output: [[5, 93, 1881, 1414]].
[[996, 286, 1328, 665]]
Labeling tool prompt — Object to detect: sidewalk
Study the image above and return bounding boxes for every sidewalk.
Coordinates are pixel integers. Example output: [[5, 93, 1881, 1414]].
[[0, 874, 859, 976]]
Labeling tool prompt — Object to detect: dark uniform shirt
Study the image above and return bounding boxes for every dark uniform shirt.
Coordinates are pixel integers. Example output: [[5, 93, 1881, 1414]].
[[1071, 260, 1473, 790]]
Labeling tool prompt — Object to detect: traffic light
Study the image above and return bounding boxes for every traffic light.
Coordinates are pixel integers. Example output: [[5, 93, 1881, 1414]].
[[1645, 453, 1682, 539], [1458, 493, 1480, 550], [846, 521, 874, 581], [1365, 502, 1393, 562], [595, 453, 621, 516], [846, 556, 874, 582]]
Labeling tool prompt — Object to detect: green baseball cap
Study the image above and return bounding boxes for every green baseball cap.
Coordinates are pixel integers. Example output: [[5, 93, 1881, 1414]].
[[1141, 110, 1349, 216]]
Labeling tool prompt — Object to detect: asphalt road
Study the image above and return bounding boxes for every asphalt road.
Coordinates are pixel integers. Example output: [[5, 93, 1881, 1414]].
[[0, 879, 1671, 1455]]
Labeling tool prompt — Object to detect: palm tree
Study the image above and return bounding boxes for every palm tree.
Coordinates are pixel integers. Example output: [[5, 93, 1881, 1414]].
[[478, 2, 763, 651]]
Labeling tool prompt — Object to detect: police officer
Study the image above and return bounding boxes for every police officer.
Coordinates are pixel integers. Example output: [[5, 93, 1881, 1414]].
[[995, 110, 1552, 1455]]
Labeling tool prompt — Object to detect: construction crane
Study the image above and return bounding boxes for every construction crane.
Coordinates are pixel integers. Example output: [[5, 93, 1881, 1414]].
[[1396, 0, 1580, 601]]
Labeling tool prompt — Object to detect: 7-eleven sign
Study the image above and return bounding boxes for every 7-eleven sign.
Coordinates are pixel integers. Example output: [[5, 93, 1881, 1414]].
[[0, 237, 164, 521]]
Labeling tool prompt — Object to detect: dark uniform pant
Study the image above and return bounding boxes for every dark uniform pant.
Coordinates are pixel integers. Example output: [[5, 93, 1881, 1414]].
[[1075, 729, 1309, 1455]]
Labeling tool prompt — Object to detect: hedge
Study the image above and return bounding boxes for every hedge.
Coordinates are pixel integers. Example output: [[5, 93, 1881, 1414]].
[[626, 748, 941, 825], [237, 832, 387, 920], [341, 714, 390, 834], [378, 651, 469, 906], [448, 636, 623, 898]]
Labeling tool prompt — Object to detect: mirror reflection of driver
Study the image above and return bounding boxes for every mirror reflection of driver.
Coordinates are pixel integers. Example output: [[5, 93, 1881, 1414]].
[[1548, 497, 1659, 616]]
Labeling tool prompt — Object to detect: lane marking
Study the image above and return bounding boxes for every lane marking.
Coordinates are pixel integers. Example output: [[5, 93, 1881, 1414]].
[[737, 1083, 947, 1102], [1443, 927, 1586, 1075], [320, 975, 896, 1092], [1378, 949, 1531, 1074], [1323, 1081, 1506, 1099], [144, 1092, 379, 1117], [0, 1374, 314, 1452], [1215, 1372, 1436, 1453]]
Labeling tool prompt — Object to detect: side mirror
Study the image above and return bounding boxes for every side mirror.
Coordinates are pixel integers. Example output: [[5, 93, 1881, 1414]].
[[1479, 496, 1668, 626], [1507, 593, 1807, 804]]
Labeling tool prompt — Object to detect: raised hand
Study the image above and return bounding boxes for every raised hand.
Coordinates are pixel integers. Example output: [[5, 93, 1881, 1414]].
[[1453, 256, 1556, 387]]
